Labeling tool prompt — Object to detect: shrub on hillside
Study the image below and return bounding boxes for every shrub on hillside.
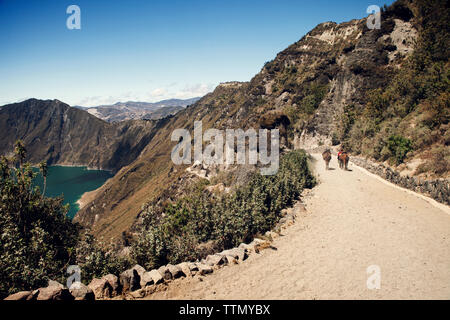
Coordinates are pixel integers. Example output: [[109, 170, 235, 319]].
[[415, 146, 450, 176], [338, 0, 449, 176], [0, 141, 130, 296], [75, 231, 131, 285], [132, 150, 315, 270], [386, 135, 413, 165], [0, 141, 80, 298]]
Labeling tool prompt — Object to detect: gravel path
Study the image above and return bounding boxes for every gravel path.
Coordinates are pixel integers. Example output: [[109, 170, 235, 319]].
[[146, 154, 450, 300]]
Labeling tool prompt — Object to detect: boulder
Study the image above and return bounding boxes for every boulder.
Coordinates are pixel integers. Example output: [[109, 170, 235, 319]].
[[224, 255, 238, 265], [197, 263, 213, 275], [205, 254, 227, 267], [4, 290, 38, 301], [88, 278, 113, 299], [48, 280, 65, 289], [250, 238, 271, 253], [132, 264, 146, 278], [167, 264, 185, 279], [37, 285, 74, 301], [177, 262, 195, 277], [102, 274, 120, 296], [146, 269, 164, 285], [158, 265, 173, 281], [120, 268, 141, 292], [140, 272, 155, 287], [70, 282, 95, 301], [239, 239, 271, 253], [219, 247, 248, 261], [188, 262, 199, 273], [264, 231, 279, 240]]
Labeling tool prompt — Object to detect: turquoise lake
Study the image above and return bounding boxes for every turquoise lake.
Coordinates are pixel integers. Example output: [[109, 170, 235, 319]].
[[33, 166, 114, 219]]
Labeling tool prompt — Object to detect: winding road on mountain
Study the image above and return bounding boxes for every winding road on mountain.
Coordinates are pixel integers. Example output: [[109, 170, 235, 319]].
[[145, 153, 450, 299]]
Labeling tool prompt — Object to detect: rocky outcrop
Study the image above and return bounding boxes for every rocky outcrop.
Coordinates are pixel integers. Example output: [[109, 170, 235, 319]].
[[157, 265, 173, 281], [219, 248, 248, 262], [176, 262, 198, 277], [203, 254, 228, 267], [101, 274, 120, 297], [57, 0, 434, 244], [166, 264, 185, 279]]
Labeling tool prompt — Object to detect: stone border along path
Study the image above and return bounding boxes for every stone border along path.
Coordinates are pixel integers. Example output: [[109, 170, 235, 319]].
[[139, 153, 450, 300], [3, 198, 301, 301], [114, 202, 302, 300], [352, 161, 450, 216], [350, 156, 449, 206]]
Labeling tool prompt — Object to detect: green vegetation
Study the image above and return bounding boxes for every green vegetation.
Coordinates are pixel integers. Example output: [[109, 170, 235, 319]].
[[340, 0, 449, 171], [0, 143, 315, 297], [385, 135, 413, 165], [0, 141, 80, 297], [132, 150, 315, 270], [75, 231, 130, 285], [285, 82, 329, 129], [0, 141, 128, 297]]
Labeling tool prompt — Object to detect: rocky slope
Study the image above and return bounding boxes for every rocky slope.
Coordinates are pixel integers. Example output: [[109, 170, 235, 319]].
[[74, 0, 446, 242], [3, 1, 445, 243], [0, 99, 166, 172]]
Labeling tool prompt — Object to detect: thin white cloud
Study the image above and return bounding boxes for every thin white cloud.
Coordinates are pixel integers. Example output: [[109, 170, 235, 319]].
[[172, 83, 216, 99], [74, 83, 217, 107], [151, 88, 167, 97]]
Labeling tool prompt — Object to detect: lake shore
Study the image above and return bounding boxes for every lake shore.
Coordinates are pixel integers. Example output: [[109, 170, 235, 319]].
[[75, 173, 114, 212], [30, 165, 114, 218], [31, 162, 113, 173], [76, 188, 99, 210]]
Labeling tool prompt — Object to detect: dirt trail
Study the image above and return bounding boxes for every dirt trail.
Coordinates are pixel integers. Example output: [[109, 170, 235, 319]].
[[146, 154, 450, 300]]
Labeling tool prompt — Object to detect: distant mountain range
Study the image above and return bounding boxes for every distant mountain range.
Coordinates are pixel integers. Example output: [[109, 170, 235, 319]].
[[74, 98, 201, 122], [0, 99, 170, 172]]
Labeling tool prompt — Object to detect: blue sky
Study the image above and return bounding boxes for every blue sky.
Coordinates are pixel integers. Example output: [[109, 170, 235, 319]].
[[0, 0, 394, 107]]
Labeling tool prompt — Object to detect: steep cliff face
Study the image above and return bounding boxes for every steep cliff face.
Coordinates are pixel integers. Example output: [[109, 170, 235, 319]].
[[73, 0, 434, 241], [0, 99, 163, 172], [263, 13, 418, 148]]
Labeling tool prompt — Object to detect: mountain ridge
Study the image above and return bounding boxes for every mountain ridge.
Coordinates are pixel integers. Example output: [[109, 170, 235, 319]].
[[75, 0, 449, 241], [0, 98, 169, 173], [1, 0, 447, 244], [75, 97, 201, 122]]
